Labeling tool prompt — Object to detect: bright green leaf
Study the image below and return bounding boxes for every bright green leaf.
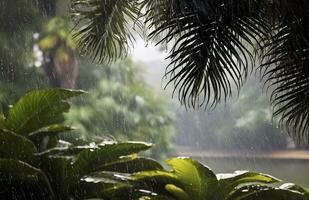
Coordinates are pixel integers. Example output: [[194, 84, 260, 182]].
[[5, 88, 84, 135], [70, 142, 152, 177]]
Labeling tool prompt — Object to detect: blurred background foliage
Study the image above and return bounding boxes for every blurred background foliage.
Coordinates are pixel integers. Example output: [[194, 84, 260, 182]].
[[174, 78, 289, 150], [176, 77, 291, 150], [65, 59, 175, 159], [0, 0, 47, 105]]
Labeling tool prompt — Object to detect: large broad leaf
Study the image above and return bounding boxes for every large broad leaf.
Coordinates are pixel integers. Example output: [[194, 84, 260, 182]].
[[29, 124, 75, 139], [227, 185, 308, 200], [0, 130, 38, 165], [72, 171, 147, 199], [77, 171, 168, 199], [0, 159, 55, 199], [101, 156, 164, 173], [133, 157, 218, 200], [165, 184, 190, 200], [133, 170, 181, 187], [76, 176, 134, 199], [29, 124, 75, 152], [5, 88, 84, 135], [70, 142, 153, 177], [217, 170, 280, 198], [280, 183, 309, 197], [165, 157, 218, 200]]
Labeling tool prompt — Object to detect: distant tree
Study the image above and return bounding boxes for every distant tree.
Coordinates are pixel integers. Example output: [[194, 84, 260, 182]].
[[38, 0, 78, 88], [37, 17, 78, 88]]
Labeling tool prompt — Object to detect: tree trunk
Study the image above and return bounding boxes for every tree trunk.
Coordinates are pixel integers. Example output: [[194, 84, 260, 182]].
[[39, 0, 79, 89]]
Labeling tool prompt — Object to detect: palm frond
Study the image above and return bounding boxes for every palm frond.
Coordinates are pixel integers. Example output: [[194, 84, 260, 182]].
[[261, 0, 309, 143], [142, 0, 270, 108], [71, 0, 141, 63]]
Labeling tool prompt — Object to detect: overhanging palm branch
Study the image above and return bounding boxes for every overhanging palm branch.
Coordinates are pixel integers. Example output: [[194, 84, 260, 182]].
[[261, 0, 309, 143], [71, 0, 141, 62], [142, 0, 270, 108]]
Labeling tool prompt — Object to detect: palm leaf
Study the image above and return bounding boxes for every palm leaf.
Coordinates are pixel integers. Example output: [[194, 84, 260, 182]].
[[71, 0, 141, 63], [261, 0, 309, 143], [141, 0, 270, 108]]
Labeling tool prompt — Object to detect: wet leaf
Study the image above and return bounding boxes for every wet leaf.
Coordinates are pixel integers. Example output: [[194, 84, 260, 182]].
[[5, 88, 84, 135]]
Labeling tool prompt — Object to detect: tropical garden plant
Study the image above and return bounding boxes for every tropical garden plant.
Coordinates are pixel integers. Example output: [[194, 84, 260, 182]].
[[0, 88, 308, 199], [0, 88, 159, 199]]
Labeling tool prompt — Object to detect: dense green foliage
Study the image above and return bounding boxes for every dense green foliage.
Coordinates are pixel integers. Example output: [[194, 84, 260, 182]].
[[0, 88, 159, 199], [72, 0, 309, 143], [0, 89, 308, 199], [66, 60, 174, 158]]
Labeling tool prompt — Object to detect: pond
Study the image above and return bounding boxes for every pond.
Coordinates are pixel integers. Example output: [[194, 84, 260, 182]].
[[199, 157, 309, 189]]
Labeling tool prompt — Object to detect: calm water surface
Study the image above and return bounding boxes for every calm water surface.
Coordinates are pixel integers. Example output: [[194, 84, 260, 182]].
[[195, 157, 309, 188]]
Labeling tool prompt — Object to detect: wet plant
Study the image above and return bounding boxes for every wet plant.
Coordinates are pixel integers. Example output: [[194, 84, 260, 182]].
[[0, 88, 308, 199], [0, 88, 160, 199]]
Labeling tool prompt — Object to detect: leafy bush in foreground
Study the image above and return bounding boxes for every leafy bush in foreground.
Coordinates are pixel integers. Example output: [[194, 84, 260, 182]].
[[0, 88, 307, 199]]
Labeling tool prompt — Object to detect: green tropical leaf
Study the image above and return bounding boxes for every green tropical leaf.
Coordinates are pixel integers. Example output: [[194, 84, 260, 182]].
[[101, 156, 164, 173], [133, 157, 218, 200], [70, 142, 153, 177], [279, 183, 309, 198], [73, 171, 135, 199], [217, 170, 280, 198], [227, 185, 308, 200], [133, 170, 180, 186], [0, 130, 38, 164], [5, 88, 84, 135], [165, 184, 190, 200], [29, 124, 75, 139], [165, 157, 218, 199], [79, 181, 134, 199], [29, 124, 75, 151], [217, 171, 280, 185]]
